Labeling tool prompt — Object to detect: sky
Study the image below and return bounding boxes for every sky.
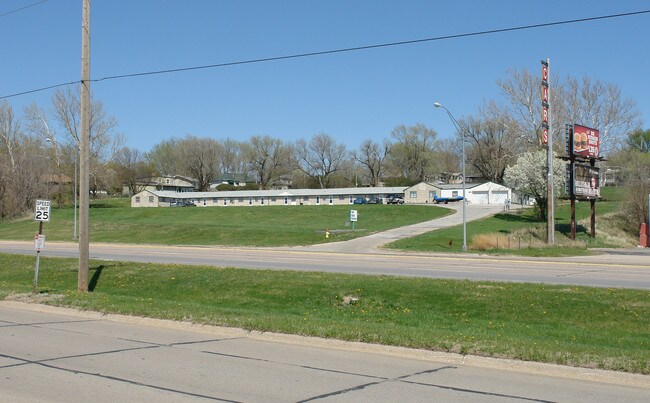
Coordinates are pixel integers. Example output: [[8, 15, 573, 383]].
[[1, 0, 649, 154]]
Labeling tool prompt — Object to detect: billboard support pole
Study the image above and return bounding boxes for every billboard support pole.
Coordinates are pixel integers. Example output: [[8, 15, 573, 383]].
[[590, 158, 596, 237]]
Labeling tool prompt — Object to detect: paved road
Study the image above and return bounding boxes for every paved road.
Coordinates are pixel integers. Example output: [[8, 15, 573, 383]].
[[1, 302, 647, 402], [2, 239, 650, 289]]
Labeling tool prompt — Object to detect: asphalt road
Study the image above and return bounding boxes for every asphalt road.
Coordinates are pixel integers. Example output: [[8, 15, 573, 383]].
[[1, 302, 648, 402], [1, 240, 650, 289]]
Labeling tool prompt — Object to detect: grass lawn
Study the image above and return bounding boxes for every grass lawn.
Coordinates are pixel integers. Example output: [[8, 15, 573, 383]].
[[2, 253, 648, 374], [387, 187, 633, 256], [0, 198, 450, 247]]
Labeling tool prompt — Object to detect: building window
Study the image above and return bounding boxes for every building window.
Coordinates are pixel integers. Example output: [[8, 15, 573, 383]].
[[329, 195, 333, 205], [339, 195, 345, 201], [249, 198, 253, 206], [410, 191, 417, 198], [135, 196, 140, 203], [271, 197, 276, 202], [284, 197, 288, 205], [238, 197, 244, 203], [261, 197, 264, 205], [316, 196, 320, 205], [452, 191, 459, 197], [349, 196, 354, 203], [429, 191, 437, 198], [148, 196, 154, 203], [303, 196, 309, 202]]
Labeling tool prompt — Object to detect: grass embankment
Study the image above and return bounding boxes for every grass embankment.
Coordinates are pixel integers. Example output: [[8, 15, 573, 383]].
[[388, 187, 634, 256], [2, 253, 648, 374], [0, 198, 450, 247]]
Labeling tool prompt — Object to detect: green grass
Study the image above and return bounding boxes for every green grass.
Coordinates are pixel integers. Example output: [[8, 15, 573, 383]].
[[387, 187, 631, 256], [0, 198, 450, 247], [2, 252, 648, 374]]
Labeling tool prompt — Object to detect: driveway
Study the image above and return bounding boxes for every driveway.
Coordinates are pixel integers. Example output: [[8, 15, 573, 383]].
[[296, 203, 505, 253]]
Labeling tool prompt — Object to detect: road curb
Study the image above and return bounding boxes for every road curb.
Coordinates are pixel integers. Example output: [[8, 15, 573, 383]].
[[2, 300, 648, 389]]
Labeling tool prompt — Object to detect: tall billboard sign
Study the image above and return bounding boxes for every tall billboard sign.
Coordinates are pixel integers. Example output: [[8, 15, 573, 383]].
[[541, 61, 550, 145], [564, 123, 601, 240], [572, 124, 600, 159]]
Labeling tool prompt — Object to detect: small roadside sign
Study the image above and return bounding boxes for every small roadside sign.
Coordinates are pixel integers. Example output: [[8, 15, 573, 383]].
[[34, 199, 51, 222], [34, 234, 46, 252], [350, 209, 358, 222]]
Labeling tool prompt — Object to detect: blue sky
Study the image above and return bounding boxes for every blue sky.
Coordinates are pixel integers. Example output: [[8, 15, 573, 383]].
[[1, 0, 648, 153]]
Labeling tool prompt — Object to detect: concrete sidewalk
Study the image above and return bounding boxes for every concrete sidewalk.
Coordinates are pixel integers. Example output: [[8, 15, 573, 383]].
[[295, 203, 506, 254]]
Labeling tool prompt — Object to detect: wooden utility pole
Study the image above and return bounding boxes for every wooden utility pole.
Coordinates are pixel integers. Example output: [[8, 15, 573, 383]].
[[78, 0, 91, 291]]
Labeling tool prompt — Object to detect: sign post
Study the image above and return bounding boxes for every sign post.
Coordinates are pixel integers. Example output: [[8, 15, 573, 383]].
[[33, 199, 51, 293], [541, 59, 554, 244], [350, 209, 358, 230]]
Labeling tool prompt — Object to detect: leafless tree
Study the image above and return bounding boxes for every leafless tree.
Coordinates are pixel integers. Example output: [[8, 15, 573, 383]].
[[294, 133, 347, 189], [181, 135, 222, 191], [52, 87, 124, 195], [145, 138, 182, 176], [459, 106, 522, 184], [243, 135, 291, 189], [497, 68, 640, 155], [432, 138, 460, 184], [559, 76, 641, 154], [387, 124, 437, 181], [352, 139, 390, 187], [114, 147, 156, 195]]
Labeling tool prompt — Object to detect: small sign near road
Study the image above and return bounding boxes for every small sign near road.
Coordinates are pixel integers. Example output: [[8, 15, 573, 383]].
[[34, 199, 51, 222], [350, 209, 358, 222], [34, 234, 46, 252]]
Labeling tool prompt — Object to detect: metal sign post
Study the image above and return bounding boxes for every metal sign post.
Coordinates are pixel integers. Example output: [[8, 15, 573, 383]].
[[350, 210, 358, 230], [33, 199, 50, 293]]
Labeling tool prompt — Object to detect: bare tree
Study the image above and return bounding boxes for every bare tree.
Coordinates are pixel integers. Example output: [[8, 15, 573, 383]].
[[52, 87, 124, 195], [387, 124, 437, 181], [497, 68, 640, 155], [219, 138, 245, 175], [432, 138, 460, 184], [114, 147, 156, 195], [0, 101, 21, 174], [243, 135, 291, 189], [181, 135, 222, 191], [459, 109, 521, 184], [352, 139, 390, 187], [294, 133, 347, 189], [145, 138, 182, 176], [0, 102, 48, 218], [559, 76, 641, 154]]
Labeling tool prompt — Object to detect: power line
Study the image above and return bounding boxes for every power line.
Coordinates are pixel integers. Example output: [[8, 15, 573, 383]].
[[0, 0, 48, 18], [2, 8, 649, 100]]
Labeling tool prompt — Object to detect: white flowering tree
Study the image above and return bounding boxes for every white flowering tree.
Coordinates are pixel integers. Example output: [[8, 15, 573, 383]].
[[504, 150, 565, 221]]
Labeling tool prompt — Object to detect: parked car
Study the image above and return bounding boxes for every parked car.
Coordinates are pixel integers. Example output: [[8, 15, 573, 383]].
[[367, 197, 383, 204], [171, 200, 195, 207], [353, 197, 367, 204], [386, 195, 404, 204]]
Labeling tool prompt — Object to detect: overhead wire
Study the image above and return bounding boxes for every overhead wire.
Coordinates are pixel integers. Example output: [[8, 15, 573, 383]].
[[0, 0, 48, 18], [1, 8, 649, 101]]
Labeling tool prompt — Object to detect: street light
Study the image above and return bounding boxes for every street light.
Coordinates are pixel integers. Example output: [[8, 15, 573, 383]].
[[434, 102, 467, 252]]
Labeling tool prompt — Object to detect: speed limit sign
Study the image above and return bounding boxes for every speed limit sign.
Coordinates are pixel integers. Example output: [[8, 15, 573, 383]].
[[34, 199, 51, 222]]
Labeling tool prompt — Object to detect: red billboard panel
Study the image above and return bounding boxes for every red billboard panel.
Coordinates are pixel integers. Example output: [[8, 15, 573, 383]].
[[573, 124, 599, 159]]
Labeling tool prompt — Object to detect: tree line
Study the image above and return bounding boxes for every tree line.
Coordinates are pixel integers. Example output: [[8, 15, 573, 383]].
[[1, 68, 646, 228]]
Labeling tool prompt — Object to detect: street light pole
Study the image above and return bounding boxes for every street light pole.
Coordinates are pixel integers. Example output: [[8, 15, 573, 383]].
[[434, 102, 467, 252]]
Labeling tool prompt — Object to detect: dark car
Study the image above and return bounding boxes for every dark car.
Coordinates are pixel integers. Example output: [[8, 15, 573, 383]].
[[386, 195, 404, 204], [353, 197, 367, 204], [367, 197, 383, 204]]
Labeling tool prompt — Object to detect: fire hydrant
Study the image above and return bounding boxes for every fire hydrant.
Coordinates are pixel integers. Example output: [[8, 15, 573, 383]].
[[325, 228, 330, 239]]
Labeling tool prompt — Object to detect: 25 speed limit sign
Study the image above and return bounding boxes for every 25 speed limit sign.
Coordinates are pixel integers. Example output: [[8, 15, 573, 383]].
[[34, 199, 51, 222]]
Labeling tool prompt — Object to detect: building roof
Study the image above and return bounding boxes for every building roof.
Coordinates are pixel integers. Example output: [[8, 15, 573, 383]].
[[135, 186, 409, 199]]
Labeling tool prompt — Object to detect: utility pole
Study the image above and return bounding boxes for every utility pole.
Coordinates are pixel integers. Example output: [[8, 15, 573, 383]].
[[542, 58, 555, 244], [78, 0, 91, 291]]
